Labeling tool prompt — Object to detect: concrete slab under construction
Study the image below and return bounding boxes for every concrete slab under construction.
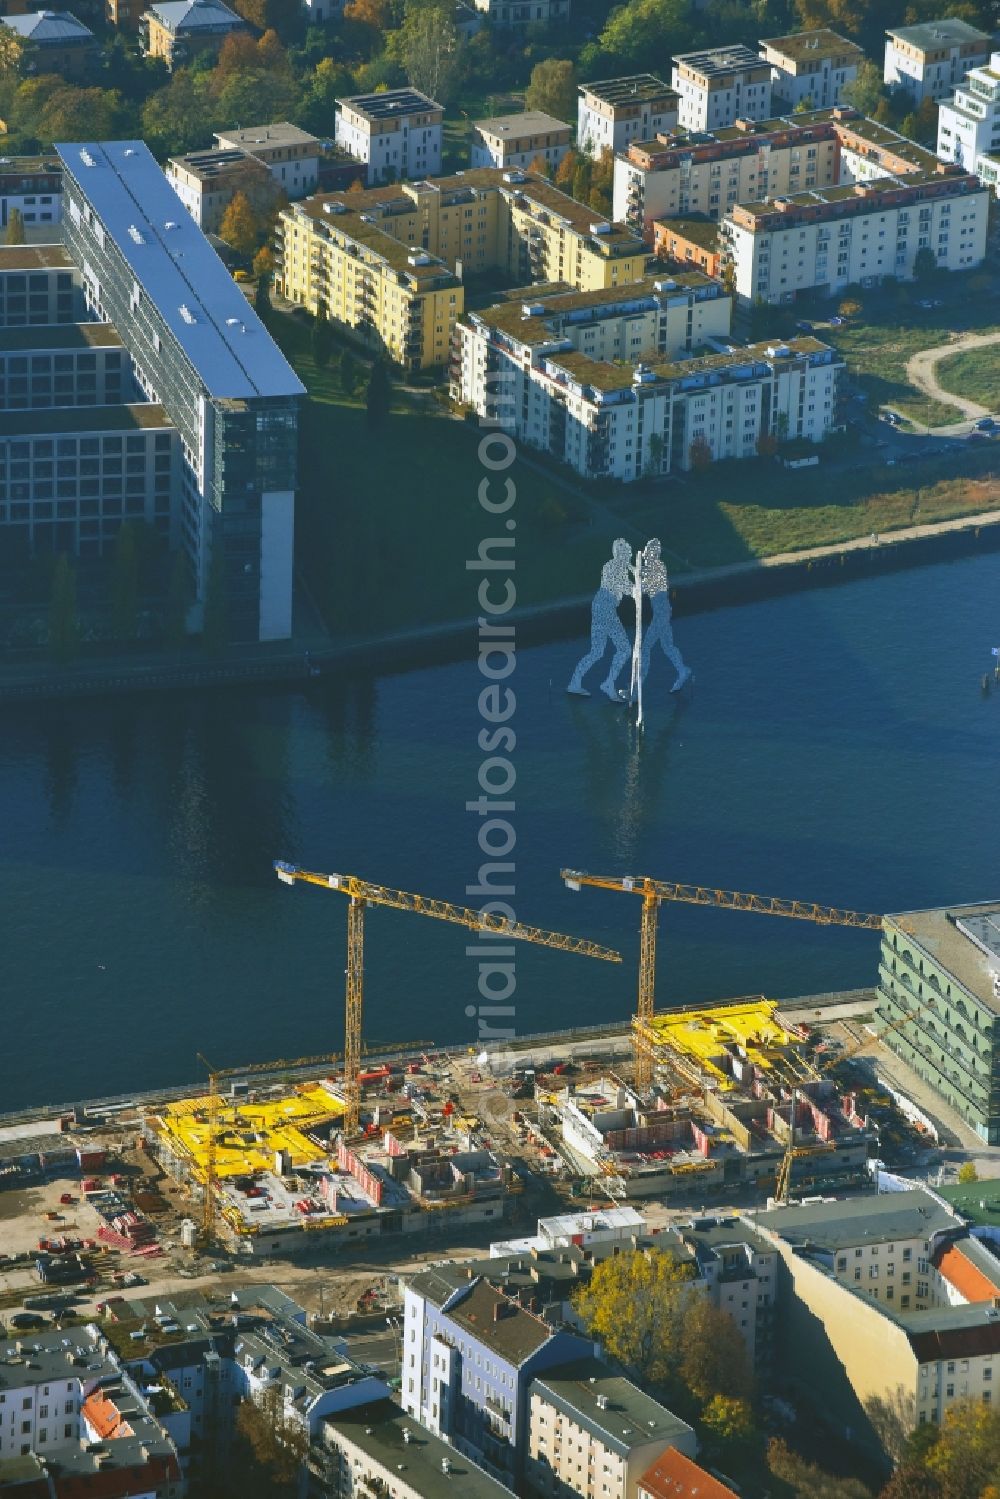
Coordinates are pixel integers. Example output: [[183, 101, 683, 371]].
[[152, 1084, 343, 1182], [640, 998, 817, 1091]]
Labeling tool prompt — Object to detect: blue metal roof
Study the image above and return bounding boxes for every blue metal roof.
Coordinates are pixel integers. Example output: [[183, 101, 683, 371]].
[[55, 140, 304, 403], [146, 0, 242, 29], [2, 10, 94, 41]]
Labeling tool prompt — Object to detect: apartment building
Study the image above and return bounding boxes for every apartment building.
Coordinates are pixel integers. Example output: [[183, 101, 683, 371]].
[[471, 112, 573, 172], [671, 46, 773, 133], [215, 122, 325, 200], [750, 1196, 1000, 1456], [525, 1358, 696, 1499], [166, 148, 275, 234], [751, 1191, 964, 1315], [402, 1268, 594, 1487], [760, 28, 864, 111], [884, 19, 991, 105], [318, 1399, 516, 1499], [878, 903, 1000, 1144], [57, 141, 303, 643], [639, 1450, 739, 1499], [470, 0, 569, 27], [614, 114, 840, 237], [0, 1324, 182, 1490], [454, 290, 840, 483], [0, 10, 95, 78], [140, 0, 246, 67], [652, 217, 721, 275], [614, 108, 950, 240], [0, 156, 61, 235], [336, 89, 443, 185], [937, 50, 1000, 173], [720, 172, 988, 304], [577, 76, 680, 159], [276, 169, 648, 366], [106, 0, 144, 30], [276, 198, 462, 371]]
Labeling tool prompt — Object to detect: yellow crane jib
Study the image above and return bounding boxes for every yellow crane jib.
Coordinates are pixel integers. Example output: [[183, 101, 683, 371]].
[[274, 860, 622, 1137], [561, 868, 884, 1095]]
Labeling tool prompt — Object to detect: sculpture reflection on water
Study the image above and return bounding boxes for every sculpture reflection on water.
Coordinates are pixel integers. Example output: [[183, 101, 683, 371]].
[[568, 539, 691, 721]]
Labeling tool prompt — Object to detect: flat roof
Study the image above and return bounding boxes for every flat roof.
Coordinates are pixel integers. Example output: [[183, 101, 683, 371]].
[[216, 122, 322, 150], [655, 215, 720, 250], [672, 45, 767, 79], [0, 402, 169, 437], [531, 1358, 692, 1454], [761, 28, 863, 64], [169, 148, 267, 183], [886, 902, 1000, 1014], [338, 88, 442, 121], [0, 243, 71, 272], [0, 321, 121, 351], [549, 334, 833, 394], [55, 141, 304, 403], [326, 1401, 513, 1499], [475, 111, 572, 137], [887, 18, 990, 49], [580, 74, 678, 107], [752, 1189, 959, 1250], [472, 272, 719, 345]]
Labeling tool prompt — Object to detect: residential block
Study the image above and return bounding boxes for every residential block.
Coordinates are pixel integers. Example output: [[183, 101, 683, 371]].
[[471, 112, 573, 173], [335, 89, 443, 186], [760, 28, 864, 112], [671, 46, 773, 133], [884, 18, 991, 104], [577, 76, 680, 160]]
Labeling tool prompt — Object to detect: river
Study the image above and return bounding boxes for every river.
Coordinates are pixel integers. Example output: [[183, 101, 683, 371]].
[[2, 551, 997, 1112]]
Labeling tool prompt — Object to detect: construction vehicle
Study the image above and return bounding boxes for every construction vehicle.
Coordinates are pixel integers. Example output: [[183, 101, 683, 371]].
[[561, 870, 883, 1093], [774, 986, 939, 1204], [274, 862, 623, 1136]]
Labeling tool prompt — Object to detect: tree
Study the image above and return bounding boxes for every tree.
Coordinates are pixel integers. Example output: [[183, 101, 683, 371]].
[[839, 296, 862, 318], [573, 1248, 694, 1386], [344, 0, 395, 29], [555, 149, 577, 188], [141, 67, 214, 157], [528, 153, 552, 179], [49, 554, 79, 664], [768, 1438, 872, 1499], [232, 1385, 310, 1498], [340, 349, 361, 395], [593, 0, 696, 72], [842, 59, 885, 118], [5, 208, 24, 245], [688, 433, 712, 470], [756, 430, 779, 458], [365, 357, 391, 427], [913, 246, 938, 283], [393, 1, 462, 105], [232, 0, 302, 41], [924, 1400, 1000, 1498], [679, 1296, 752, 1403], [312, 315, 335, 368], [957, 1160, 980, 1184], [220, 191, 261, 261], [526, 57, 576, 123], [110, 520, 140, 642], [700, 1395, 754, 1459]]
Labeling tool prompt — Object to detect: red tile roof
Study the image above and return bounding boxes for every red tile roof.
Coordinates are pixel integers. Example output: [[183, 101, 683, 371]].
[[639, 1449, 739, 1499], [933, 1243, 1000, 1304]]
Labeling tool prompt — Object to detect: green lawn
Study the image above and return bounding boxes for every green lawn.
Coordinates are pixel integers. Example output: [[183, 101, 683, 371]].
[[605, 451, 1000, 570], [273, 317, 610, 636], [934, 346, 1000, 414], [825, 276, 1000, 427]]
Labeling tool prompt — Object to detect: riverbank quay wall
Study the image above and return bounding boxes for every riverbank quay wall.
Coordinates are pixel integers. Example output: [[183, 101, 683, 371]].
[[1, 508, 1000, 702]]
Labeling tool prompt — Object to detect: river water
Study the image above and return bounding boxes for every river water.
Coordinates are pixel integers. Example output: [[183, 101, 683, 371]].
[[2, 552, 998, 1112]]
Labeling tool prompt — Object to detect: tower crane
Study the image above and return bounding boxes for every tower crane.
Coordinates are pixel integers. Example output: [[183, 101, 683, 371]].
[[274, 861, 623, 1135], [560, 870, 883, 1093]]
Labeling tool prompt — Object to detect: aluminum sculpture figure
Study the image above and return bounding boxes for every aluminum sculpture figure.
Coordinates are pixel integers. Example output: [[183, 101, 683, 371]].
[[567, 539, 633, 700]]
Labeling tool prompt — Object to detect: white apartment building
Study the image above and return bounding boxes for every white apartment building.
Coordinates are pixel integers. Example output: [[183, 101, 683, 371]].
[[721, 173, 989, 304], [613, 115, 841, 235], [576, 75, 679, 159], [470, 111, 573, 171], [454, 289, 840, 483], [525, 1359, 697, 1499], [471, 0, 568, 26], [321, 1400, 515, 1499], [884, 19, 991, 105], [671, 46, 773, 133], [760, 28, 864, 111], [214, 122, 323, 200], [335, 89, 442, 185], [937, 50, 1000, 174]]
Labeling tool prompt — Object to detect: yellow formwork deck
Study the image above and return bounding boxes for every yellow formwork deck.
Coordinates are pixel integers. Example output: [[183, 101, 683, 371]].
[[640, 998, 813, 1091], [156, 1084, 343, 1182]]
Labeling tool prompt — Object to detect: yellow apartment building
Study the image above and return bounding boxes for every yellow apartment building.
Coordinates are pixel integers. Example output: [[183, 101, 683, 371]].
[[275, 168, 649, 366]]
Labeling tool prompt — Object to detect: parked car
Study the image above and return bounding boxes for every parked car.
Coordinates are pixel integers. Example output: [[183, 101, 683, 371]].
[[975, 416, 995, 430], [10, 1313, 44, 1330]]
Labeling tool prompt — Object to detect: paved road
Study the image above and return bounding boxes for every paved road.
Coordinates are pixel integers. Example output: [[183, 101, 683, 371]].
[[906, 329, 1000, 422]]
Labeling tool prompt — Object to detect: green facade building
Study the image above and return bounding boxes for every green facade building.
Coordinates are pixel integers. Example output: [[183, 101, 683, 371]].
[[879, 904, 1000, 1144]]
